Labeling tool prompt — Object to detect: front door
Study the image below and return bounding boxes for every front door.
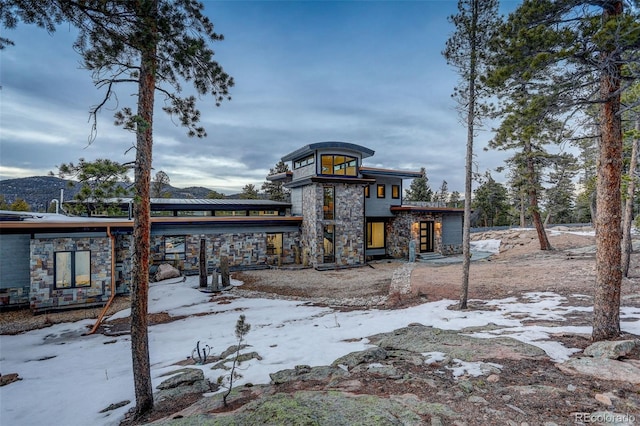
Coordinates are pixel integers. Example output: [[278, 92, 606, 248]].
[[419, 221, 434, 253]]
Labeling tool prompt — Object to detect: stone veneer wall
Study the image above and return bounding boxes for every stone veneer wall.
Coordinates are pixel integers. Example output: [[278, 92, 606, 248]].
[[301, 183, 365, 267], [148, 231, 299, 276], [387, 212, 442, 259], [30, 237, 111, 311], [115, 235, 132, 295]]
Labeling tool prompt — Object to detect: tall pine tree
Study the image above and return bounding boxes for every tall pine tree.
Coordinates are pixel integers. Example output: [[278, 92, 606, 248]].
[[443, 0, 500, 309], [3, 0, 233, 416], [487, 0, 640, 340]]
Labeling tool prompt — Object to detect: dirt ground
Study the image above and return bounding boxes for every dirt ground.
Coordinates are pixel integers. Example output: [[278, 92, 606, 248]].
[[3, 228, 640, 425], [234, 228, 640, 310]]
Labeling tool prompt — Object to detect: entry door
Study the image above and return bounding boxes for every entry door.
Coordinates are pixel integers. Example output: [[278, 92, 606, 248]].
[[419, 221, 434, 253]]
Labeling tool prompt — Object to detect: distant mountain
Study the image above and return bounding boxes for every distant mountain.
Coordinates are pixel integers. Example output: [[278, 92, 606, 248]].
[[0, 176, 81, 212], [0, 176, 231, 212]]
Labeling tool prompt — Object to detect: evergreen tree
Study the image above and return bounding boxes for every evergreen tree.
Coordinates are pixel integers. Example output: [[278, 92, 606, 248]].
[[472, 173, 510, 227], [443, 0, 500, 309], [262, 160, 290, 202], [433, 180, 449, 205], [54, 158, 131, 216], [239, 184, 259, 200], [404, 167, 433, 202], [448, 191, 462, 208], [151, 171, 170, 198], [206, 190, 226, 199], [0, 195, 10, 210], [3, 0, 234, 416], [9, 198, 30, 212], [487, 0, 640, 340], [544, 153, 578, 225]]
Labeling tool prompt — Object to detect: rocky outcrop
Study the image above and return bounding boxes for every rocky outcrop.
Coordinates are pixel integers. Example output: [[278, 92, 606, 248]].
[[155, 368, 213, 403], [556, 340, 640, 384], [368, 324, 547, 361]]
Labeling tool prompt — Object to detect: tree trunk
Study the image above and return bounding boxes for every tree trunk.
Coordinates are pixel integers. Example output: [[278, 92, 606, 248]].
[[622, 116, 639, 277], [593, 1, 623, 342], [520, 191, 526, 227], [131, 2, 158, 417], [525, 141, 552, 250], [199, 238, 207, 288], [460, 0, 479, 311]]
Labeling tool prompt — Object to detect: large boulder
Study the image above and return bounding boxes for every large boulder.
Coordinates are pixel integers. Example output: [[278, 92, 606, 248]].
[[583, 340, 638, 359], [155, 263, 181, 282]]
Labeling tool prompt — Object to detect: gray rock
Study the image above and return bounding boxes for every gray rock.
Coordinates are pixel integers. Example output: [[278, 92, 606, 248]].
[[331, 346, 388, 369], [583, 340, 638, 359], [155, 368, 212, 403], [367, 325, 546, 362], [158, 390, 425, 425], [157, 368, 205, 390], [270, 365, 349, 385], [557, 357, 640, 384]]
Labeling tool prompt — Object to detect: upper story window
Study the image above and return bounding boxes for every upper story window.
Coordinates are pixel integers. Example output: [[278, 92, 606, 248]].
[[321, 155, 357, 177], [392, 185, 400, 199], [294, 154, 314, 169], [377, 184, 386, 198]]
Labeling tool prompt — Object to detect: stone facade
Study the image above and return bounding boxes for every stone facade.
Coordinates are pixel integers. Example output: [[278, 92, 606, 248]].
[[150, 231, 299, 274], [387, 212, 442, 259], [301, 183, 366, 267], [30, 237, 112, 311]]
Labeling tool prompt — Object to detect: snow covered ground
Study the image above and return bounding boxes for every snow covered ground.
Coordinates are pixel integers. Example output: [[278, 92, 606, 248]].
[[1, 272, 639, 426]]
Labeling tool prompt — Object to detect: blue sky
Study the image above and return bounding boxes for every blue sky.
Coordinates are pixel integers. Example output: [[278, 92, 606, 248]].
[[0, 0, 518, 194]]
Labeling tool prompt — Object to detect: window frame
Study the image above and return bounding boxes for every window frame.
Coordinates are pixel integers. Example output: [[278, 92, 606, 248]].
[[377, 184, 386, 198], [266, 233, 283, 256], [164, 235, 186, 260], [366, 221, 386, 249], [364, 185, 370, 198], [294, 154, 315, 169], [392, 184, 400, 199], [54, 250, 91, 289], [323, 186, 335, 220], [320, 154, 358, 177]]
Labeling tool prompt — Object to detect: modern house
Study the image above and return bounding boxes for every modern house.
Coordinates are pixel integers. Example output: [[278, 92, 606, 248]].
[[0, 141, 463, 312]]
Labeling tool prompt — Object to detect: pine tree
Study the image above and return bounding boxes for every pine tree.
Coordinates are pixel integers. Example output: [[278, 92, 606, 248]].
[[262, 160, 290, 201], [487, 0, 640, 340], [3, 0, 233, 416], [239, 184, 259, 200], [54, 158, 131, 216], [443, 0, 501, 309], [404, 167, 433, 202]]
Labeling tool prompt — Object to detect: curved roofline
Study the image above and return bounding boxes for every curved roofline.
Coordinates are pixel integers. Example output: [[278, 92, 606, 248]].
[[281, 141, 375, 162]]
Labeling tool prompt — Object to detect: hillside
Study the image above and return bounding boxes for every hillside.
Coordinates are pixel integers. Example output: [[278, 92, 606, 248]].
[[0, 176, 227, 212]]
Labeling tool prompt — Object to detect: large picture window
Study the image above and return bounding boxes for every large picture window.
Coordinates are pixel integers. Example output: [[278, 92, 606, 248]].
[[164, 236, 186, 260], [367, 222, 385, 249], [320, 155, 357, 176], [55, 251, 91, 288], [323, 186, 335, 220], [266, 233, 283, 256]]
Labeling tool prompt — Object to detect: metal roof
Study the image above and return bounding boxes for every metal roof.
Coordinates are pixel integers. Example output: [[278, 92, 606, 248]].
[[281, 141, 375, 162], [360, 166, 423, 179]]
